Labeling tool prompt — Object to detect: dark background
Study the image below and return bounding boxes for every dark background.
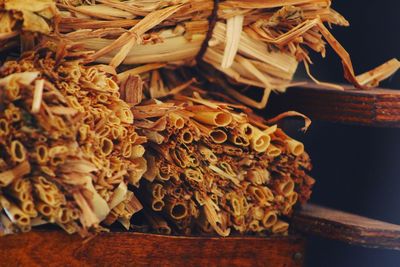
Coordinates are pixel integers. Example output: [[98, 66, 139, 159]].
[[286, 0, 400, 266]]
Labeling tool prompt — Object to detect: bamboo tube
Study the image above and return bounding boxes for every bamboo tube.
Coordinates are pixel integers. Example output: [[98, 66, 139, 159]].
[[210, 129, 228, 144], [193, 111, 233, 127], [0, 161, 31, 187], [3, 202, 31, 227], [165, 199, 188, 221], [10, 141, 27, 163], [239, 123, 254, 139], [266, 144, 282, 157], [278, 180, 295, 197], [286, 139, 305, 156], [151, 198, 165, 211], [250, 127, 271, 153], [271, 220, 289, 234], [262, 210, 278, 228], [168, 113, 185, 129], [179, 128, 193, 144], [288, 192, 299, 206]]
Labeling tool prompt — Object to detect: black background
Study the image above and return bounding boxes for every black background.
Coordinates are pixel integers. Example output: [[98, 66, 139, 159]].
[[285, 0, 400, 266]]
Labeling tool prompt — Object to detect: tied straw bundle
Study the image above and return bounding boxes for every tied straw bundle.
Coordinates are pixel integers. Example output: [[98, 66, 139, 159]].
[[55, 0, 400, 108], [133, 90, 314, 236], [0, 43, 144, 236], [1, 0, 399, 108]]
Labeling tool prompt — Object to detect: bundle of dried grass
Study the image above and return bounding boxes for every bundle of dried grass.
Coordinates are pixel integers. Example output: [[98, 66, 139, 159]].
[[56, 0, 399, 108], [0, 43, 145, 236], [133, 91, 314, 236], [2, 1, 398, 109]]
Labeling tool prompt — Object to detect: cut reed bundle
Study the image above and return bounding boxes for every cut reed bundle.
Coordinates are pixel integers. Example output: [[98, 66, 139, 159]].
[[0, 43, 145, 236], [133, 91, 314, 236]]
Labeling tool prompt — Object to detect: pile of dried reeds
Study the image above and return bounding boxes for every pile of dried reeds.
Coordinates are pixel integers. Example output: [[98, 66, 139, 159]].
[[55, 0, 399, 108], [0, 43, 144, 236], [133, 91, 313, 236], [0, 0, 398, 238], [0, 41, 313, 237], [2, 0, 398, 108]]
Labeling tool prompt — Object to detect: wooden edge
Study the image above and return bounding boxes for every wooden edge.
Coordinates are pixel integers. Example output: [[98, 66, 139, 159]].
[[292, 203, 400, 250], [266, 84, 400, 127], [0, 231, 306, 266]]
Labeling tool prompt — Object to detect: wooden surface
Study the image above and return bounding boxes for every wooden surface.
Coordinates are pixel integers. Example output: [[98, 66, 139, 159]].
[[267, 84, 400, 127], [292, 203, 400, 250], [0, 231, 305, 267]]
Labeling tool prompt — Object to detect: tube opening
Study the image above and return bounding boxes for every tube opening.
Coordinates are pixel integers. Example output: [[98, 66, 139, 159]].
[[175, 117, 184, 129], [263, 212, 277, 228], [152, 200, 164, 211], [281, 180, 294, 196], [210, 130, 227, 144], [214, 112, 232, 126], [171, 203, 187, 219], [182, 131, 193, 143]]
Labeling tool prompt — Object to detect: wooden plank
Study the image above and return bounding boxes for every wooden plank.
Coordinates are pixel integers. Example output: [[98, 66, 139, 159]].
[[292, 203, 400, 250], [0, 231, 305, 267], [267, 84, 400, 127]]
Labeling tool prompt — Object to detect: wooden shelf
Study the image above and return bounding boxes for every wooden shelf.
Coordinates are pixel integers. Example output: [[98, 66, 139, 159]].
[[0, 231, 305, 267], [292, 204, 400, 250], [267, 84, 400, 127], [2, 203, 400, 265]]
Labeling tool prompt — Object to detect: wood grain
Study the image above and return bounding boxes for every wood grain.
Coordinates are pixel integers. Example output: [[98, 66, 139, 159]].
[[0, 231, 305, 267], [267, 84, 400, 127], [292, 203, 400, 250]]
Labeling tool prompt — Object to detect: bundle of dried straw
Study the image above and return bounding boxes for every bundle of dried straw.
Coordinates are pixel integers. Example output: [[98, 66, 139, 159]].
[[0, 0, 398, 238], [133, 90, 314, 236], [0, 43, 144, 236], [1, 0, 399, 108]]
